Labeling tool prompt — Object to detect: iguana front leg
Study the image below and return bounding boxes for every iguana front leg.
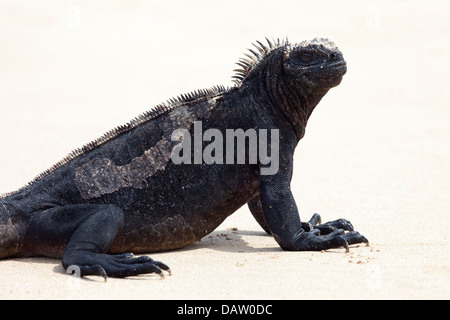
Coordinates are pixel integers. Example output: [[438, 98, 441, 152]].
[[257, 131, 368, 251], [27, 204, 171, 280]]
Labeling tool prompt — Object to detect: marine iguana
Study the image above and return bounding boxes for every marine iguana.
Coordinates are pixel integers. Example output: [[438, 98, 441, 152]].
[[0, 37, 368, 280]]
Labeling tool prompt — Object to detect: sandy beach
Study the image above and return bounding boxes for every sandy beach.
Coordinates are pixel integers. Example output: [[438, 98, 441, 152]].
[[0, 0, 449, 299]]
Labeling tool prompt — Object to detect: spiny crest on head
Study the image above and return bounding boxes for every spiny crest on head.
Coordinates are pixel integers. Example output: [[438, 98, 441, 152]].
[[232, 37, 290, 86]]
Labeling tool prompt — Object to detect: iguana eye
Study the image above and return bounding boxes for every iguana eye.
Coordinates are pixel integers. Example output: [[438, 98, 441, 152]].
[[291, 50, 317, 65], [300, 53, 313, 62]]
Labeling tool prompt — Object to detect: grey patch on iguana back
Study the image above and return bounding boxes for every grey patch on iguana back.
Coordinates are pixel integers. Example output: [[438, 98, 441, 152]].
[[169, 105, 197, 123], [0, 86, 226, 200], [74, 139, 173, 199], [74, 100, 217, 200]]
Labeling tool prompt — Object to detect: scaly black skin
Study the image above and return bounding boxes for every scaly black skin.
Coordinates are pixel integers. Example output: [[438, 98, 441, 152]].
[[0, 38, 368, 279]]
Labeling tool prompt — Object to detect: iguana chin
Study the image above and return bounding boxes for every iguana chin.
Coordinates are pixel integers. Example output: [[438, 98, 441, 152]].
[[0, 37, 367, 280]]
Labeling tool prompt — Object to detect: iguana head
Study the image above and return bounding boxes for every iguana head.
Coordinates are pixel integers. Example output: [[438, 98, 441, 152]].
[[233, 37, 347, 138], [283, 38, 346, 93], [234, 37, 346, 93]]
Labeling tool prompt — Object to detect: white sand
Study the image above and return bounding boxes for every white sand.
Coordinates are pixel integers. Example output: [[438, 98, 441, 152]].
[[0, 0, 449, 299]]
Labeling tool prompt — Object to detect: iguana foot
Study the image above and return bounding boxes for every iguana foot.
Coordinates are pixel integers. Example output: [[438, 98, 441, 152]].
[[64, 252, 171, 281], [301, 213, 369, 248]]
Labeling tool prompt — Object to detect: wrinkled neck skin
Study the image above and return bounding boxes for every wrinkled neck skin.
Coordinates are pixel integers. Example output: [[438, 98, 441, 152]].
[[243, 48, 328, 142]]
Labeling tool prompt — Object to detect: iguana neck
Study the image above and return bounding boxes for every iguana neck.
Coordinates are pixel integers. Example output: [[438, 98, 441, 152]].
[[273, 78, 309, 140]]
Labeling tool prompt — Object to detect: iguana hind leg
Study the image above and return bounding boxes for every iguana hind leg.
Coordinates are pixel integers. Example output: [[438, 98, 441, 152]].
[[27, 204, 170, 280]]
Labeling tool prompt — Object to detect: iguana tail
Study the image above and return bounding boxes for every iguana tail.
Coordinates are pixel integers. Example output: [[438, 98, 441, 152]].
[[0, 200, 20, 258]]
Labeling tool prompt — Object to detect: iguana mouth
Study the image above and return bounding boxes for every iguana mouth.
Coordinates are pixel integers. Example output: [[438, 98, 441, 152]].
[[324, 60, 347, 71], [320, 60, 347, 78]]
